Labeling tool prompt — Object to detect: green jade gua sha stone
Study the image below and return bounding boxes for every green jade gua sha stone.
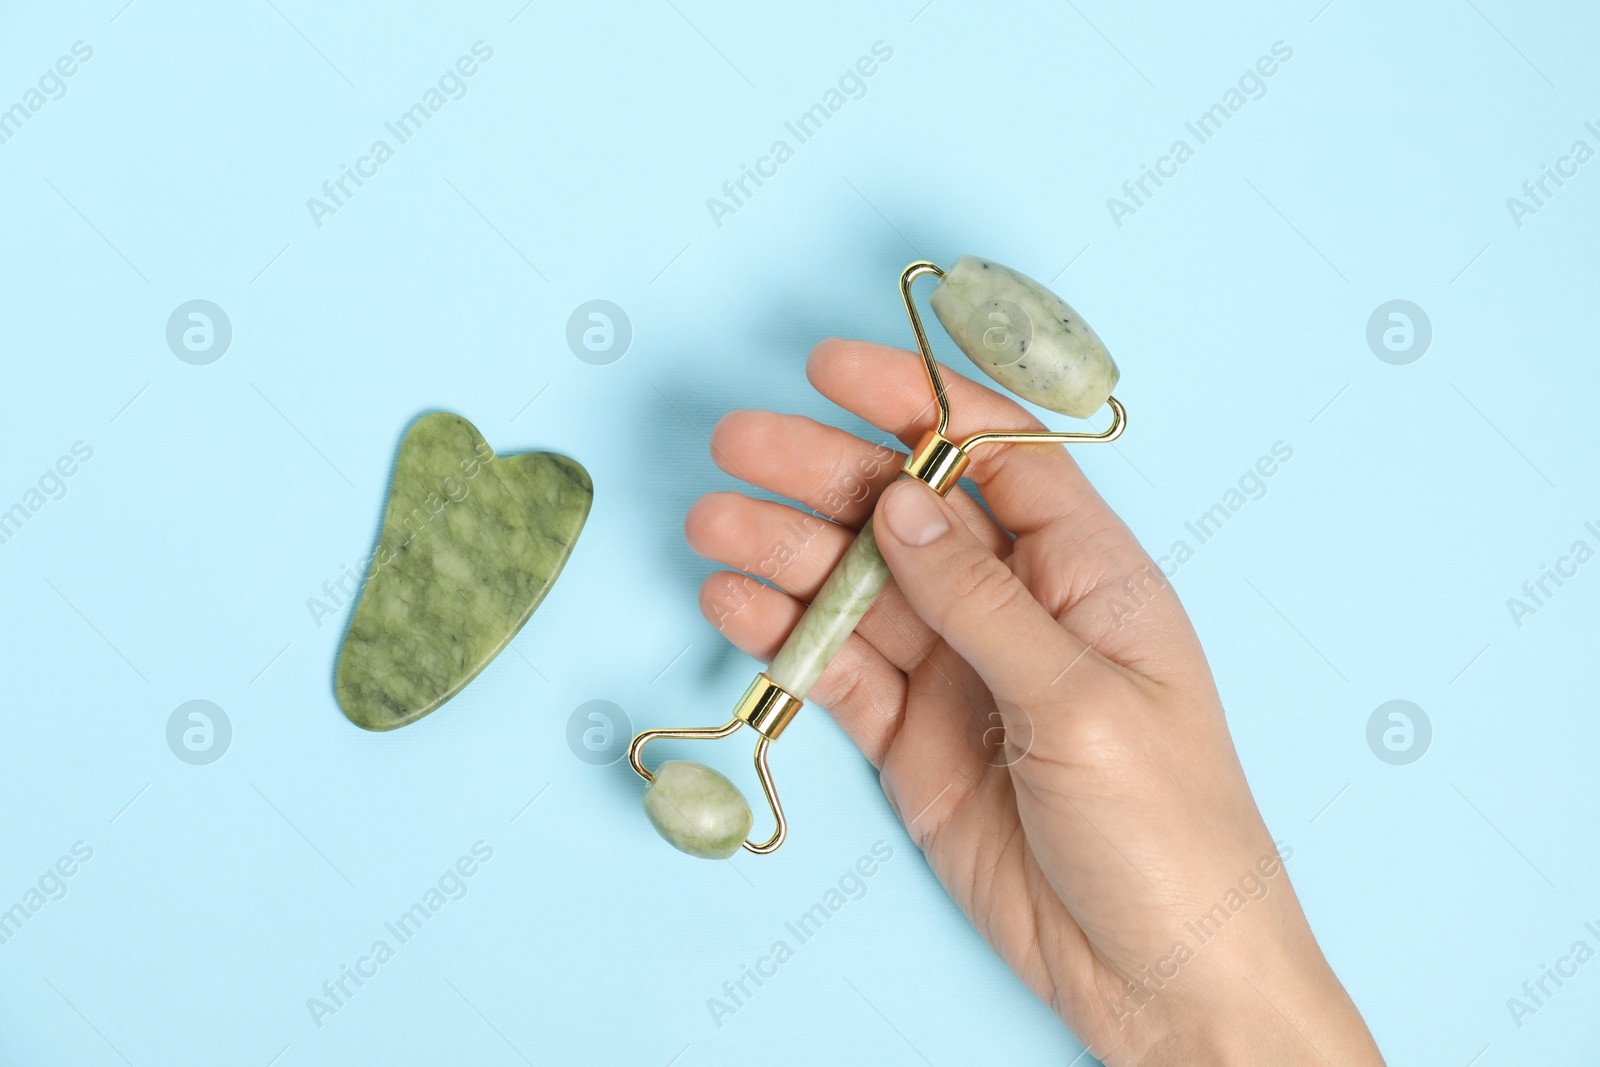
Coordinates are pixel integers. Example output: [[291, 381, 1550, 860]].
[[335, 412, 592, 731]]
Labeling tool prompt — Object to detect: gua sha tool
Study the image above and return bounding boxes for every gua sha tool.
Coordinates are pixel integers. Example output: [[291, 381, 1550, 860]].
[[335, 413, 592, 731], [629, 257, 1126, 858]]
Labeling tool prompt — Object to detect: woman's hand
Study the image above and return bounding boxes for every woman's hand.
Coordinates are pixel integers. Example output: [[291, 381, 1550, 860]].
[[685, 339, 1384, 1066]]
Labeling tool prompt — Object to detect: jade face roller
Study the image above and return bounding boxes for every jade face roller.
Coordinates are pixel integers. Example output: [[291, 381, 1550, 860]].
[[629, 256, 1126, 858]]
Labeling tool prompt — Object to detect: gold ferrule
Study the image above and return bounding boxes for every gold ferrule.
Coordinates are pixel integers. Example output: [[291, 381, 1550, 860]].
[[733, 673, 804, 740], [903, 431, 971, 495]]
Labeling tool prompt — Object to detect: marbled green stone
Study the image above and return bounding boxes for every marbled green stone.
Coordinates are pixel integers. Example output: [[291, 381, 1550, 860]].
[[335, 413, 592, 731], [767, 513, 892, 700], [643, 760, 754, 859], [929, 254, 1120, 419]]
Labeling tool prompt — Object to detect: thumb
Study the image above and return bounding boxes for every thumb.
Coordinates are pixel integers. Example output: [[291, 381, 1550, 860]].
[[874, 479, 1091, 700]]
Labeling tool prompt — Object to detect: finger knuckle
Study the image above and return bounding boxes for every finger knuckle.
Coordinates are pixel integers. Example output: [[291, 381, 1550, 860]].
[[1031, 679, 1147, 769], [1055, 710, 1127, 765], [699, 571, 759, 630], [947, 552, 1027, 618]]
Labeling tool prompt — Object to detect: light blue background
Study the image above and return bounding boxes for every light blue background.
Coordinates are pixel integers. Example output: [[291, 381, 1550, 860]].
[[2, 0, 1597, 1063]]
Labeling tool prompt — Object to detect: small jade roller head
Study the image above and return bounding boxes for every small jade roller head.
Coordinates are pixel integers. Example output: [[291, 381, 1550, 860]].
[[642, 761, 753, 860], [628, 257, 1125, 859]]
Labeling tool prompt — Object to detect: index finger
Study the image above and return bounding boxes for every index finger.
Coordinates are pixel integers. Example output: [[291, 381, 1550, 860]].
[[807, 337, 1123, 539]]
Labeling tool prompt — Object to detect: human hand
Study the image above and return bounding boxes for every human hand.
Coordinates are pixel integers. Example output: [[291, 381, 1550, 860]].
[[685, 339, 1385, 1066]]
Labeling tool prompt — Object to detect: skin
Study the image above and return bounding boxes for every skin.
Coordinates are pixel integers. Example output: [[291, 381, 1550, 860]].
[[684, 339, 1387, 1066]]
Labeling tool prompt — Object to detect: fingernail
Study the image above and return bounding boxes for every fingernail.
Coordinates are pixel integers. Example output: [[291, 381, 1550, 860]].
[[883, 482, 948, 546]]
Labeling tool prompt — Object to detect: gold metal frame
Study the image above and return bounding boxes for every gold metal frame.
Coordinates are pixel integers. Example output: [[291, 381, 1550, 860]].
[[896, 261, 1126, 482], [627, 673, 796, 854], [627, 259, 1127, 855]]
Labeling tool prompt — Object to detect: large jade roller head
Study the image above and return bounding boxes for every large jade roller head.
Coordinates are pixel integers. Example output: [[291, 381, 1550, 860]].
[[928, 254, 1119, 420], [628, 257, 1126, 859]]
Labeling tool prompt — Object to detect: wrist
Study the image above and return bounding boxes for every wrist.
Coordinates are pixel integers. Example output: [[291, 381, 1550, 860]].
[[1131, 967, 1384, 1067], [1092, 941, 1383, 1067]]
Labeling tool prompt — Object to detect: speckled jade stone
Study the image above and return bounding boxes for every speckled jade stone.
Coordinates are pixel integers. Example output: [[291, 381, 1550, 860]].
[[335, 413, 592, 731], [643, 760, 753, 859], [929, 254, 1120, 418]]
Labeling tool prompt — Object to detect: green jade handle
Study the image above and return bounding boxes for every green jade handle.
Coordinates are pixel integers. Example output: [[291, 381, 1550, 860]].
[[764, 481, 906, 698]]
